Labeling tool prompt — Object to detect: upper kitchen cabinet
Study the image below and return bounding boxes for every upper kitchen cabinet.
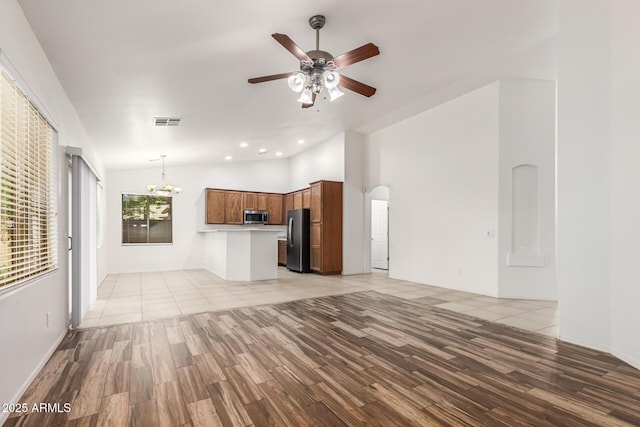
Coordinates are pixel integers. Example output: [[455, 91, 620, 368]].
[[309, 180, 342, 275], [243, 192, 257, 210], [268, 194, 284, 225], [257, 193, 268, 211], [225, 191, 244, 224], [206, 189, 225, 224], [293, 191, 303, 210], [285, 193, 294, 215], [303, 188, 311, 209]]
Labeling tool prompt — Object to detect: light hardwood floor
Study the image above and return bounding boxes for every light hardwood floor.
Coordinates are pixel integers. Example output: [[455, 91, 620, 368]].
[[5, 289, 640, 426]]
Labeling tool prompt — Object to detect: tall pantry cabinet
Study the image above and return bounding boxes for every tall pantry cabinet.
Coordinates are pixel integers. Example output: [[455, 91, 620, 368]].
[[309, 180, 343, 275]]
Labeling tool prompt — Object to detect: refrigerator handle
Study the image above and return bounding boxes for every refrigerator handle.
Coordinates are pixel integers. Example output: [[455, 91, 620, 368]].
[[288, 217, 293, 247]]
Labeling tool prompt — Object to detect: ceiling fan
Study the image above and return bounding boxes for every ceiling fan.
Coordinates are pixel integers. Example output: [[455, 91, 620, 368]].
[[248, 15, 380, 108]]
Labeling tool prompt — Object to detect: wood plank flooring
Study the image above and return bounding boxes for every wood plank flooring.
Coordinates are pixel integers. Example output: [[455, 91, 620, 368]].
[[5, 291, 640, 426]]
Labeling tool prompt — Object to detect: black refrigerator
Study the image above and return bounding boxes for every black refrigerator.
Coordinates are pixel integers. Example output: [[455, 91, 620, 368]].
[[286, 208, 311, 273]]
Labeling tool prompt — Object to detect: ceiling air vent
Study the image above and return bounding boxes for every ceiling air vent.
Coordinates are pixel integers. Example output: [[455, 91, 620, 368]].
[[154, 117, 181, 127]]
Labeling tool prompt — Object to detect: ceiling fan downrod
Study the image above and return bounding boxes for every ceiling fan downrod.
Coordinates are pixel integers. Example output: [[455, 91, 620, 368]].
[[308, 15, 325, 51]]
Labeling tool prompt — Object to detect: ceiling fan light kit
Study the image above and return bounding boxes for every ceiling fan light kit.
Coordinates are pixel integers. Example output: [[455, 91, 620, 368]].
[[248, 14, 379, 108]]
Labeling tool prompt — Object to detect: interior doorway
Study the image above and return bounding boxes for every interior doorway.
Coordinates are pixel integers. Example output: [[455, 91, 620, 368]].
[[371, 199, 389, 270], [367, 185, 390, 272]]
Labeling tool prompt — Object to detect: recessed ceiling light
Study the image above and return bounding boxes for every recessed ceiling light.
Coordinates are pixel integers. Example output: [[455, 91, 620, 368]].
[[258, 148, 268, 154], [276, 152, 283, 156], [297, 139, 305, 144], [224, 155, 232, 160], [239, 142, 248, 148]]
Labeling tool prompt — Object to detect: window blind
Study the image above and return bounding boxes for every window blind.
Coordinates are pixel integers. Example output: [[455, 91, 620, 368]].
[[0, 69, 58, 289]]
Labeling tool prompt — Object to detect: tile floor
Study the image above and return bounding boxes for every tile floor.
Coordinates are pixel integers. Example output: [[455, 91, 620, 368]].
[[81, 268, 558, 337]]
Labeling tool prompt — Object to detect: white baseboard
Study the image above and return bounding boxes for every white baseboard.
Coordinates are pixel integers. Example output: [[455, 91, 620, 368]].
[[611, 347, 640, 371], [0, 328, 68, 425]]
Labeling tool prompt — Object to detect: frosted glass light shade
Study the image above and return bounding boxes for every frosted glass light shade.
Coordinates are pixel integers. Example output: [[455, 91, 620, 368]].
[[297, 87, 313, 104], [328, 86, 344, 101], [323, 71, 340, 88], [287, 73, 306, 92]]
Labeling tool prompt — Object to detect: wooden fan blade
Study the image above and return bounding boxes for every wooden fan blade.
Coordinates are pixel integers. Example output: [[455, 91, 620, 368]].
[[302, 93, 316, 109], [332, 43, 380, 68], [248, 72, 295, 84], [338, 75, 377, 97], [272, 33, 311, 62]]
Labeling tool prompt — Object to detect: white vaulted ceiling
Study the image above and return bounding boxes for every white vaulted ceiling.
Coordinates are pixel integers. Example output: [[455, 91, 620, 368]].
[[17, 0, 557, 170]]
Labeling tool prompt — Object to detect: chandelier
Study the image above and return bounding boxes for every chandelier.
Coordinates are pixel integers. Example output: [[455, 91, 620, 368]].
[[146, 155, 181, 196]]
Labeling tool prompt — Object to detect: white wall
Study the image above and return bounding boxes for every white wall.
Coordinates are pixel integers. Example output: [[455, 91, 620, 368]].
[[557, 0, 611, 352], [609, 0, 640, 370], [366, 83, 501, 296], [289, 133, 345, 189], [0, 0, 102, 421], [106, 159, 289, 273], [342, 131, 366, 275], [497, 80, 556, 300], [557, 0, 640, 369]]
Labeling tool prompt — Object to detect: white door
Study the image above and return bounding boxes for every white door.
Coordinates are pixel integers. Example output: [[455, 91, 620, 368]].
[[371, 199, 389, 270]]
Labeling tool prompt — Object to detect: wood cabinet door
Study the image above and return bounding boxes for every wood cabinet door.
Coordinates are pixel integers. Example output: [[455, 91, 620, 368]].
[[310, 183, 321, 223], [285, 193, 294, 215], [310, 247, 321, 271], [206, 189, 225, 224], [310, 222, 321, 246], [257, 193, 268, 211], [310, 223, 322, 271], [302, 188, 311, 209], [293, 191, 303, 210], [267, 194, 283, 225], [225, 191, 244, 224], [243, 192, 257, 210]]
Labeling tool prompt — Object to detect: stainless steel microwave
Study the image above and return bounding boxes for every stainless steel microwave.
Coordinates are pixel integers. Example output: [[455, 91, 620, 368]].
[[244, 210, 268, 224]]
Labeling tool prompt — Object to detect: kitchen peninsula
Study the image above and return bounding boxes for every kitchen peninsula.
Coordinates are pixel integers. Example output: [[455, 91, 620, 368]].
[[200, 229, 280, 281]]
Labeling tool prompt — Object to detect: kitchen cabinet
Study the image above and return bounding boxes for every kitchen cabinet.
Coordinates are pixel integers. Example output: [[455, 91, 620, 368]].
[[309, 180, 342, 275], [257, 193, 268, 211], [278, 240, 286, 266], [225, 191, 244, 224], [245, 192, 269, 212], [206, 189, 226, 224], [303, 188, 311, 209], [285, 193, 294, 216], [268, 194, 283, 225], [243, 192, 257, 210], [293, 191, 303, 209], [310, 184, 321, 222]]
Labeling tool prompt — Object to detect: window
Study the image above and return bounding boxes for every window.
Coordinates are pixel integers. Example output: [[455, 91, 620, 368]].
[[0, 69, 58, 289], [122, 194, 172, 244]]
